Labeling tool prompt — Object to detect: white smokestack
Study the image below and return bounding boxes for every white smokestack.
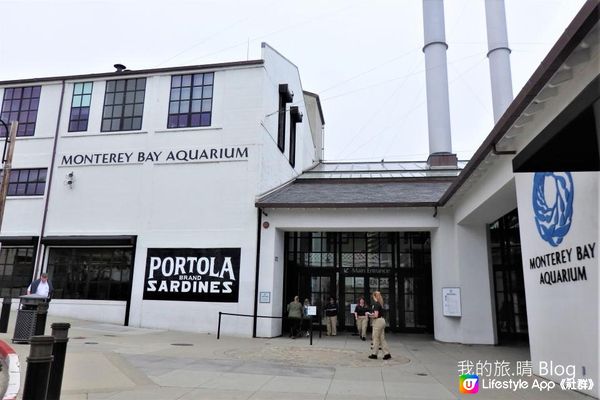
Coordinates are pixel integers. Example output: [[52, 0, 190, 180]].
[[485, 0, 513, 122], [423, 0, 456, 168]]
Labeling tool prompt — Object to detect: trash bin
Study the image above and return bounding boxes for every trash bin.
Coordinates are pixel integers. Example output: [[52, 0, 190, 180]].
[[12, 294, 49, 344]]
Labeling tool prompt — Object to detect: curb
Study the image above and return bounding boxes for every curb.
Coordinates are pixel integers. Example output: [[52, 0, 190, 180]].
[[0, 340, 19, 400]]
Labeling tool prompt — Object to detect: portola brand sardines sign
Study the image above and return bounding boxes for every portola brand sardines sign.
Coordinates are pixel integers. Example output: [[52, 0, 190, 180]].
[[143, 248, 240, 302]]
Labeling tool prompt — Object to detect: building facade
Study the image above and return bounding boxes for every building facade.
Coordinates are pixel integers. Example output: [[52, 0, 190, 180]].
[[1, 43, 324, 335], [0, 2, 598, 397]]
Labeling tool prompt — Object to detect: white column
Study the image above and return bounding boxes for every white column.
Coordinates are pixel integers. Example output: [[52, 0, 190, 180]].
[[422, 0, 453, 155], [485, 0, 514, 122]]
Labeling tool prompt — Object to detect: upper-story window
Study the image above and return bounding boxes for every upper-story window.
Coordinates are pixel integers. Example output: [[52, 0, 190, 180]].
[[4, 168, 47, 196], [277, 84, 293, 153], [289, 106, 303, 168], [1, 86, 41, 137], [69, 82, 93, 132], [167, 72, 213, 129], [101, 78, 146, 132]]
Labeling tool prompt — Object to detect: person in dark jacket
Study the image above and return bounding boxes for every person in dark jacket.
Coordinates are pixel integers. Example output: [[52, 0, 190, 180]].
[[287, 296, 303, 338], [27, 273, 53, 300], [324, 296, 338, 336], [354, 296, 369, 341]]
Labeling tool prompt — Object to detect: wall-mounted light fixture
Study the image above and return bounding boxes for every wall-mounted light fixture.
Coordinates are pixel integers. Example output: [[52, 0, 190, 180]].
[[65, 171, 74, 188]]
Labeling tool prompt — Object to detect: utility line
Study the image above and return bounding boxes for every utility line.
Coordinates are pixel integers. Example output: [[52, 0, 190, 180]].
[[181, 2, 360, 65], [321, 51, 483, 103], [318, 48, 419, 94]]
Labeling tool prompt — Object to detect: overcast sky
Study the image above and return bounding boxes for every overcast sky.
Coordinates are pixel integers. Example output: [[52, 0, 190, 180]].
[[0, 0, 587, 161]]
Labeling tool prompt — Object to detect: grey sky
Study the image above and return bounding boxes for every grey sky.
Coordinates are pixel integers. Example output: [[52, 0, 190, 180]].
[[0, 0, 587, 161]]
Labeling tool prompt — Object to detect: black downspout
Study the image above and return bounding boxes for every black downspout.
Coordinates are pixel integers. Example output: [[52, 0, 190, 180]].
[[123, 235, 137, 326], [34, 80, 66, 277], [252, 207, 263, 338]]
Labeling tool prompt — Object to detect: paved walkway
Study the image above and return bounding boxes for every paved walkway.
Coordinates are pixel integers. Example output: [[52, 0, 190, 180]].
[[0, 313, 593, 399]]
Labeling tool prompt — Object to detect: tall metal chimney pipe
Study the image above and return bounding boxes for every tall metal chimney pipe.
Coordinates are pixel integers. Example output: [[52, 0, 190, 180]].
[[422, 0, 456, 168], [485, 0, 513, 122]]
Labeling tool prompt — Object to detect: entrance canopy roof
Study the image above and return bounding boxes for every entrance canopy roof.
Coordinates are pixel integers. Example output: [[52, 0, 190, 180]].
[[256, 161, 462, 208]]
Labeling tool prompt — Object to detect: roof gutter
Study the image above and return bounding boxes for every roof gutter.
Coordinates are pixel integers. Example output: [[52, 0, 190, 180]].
[[438, 0, 599, 206]]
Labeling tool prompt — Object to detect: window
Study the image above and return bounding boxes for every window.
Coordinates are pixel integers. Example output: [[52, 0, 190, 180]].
[[277, 84, 293, 152], [289, 106, 302, 167], [1, 86, 41, 137], [0, 247, 35, 298], [101, 78, 146, 132], [167, 73, 213, 128], [69, 82, 93, 132], [47, 248, 133, 300], [3, 168, 47, 196]]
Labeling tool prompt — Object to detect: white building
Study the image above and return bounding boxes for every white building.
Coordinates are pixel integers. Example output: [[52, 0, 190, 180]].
[[0, 1, 598, 397]]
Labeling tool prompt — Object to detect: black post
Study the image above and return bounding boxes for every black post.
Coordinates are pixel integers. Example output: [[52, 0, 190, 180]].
[[318, 309, 322, 338], [22, 335, 54, 400], [47, 323, 70, 400], [309, 316, 313, 346], [0, 297, 11, 333], [217, 312, 222, 340], [34, 302, 49, 336]]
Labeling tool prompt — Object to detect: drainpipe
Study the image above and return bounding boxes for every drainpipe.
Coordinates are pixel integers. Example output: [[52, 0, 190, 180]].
[[252, 207, 263, 338], [34, 80, 66, 276], [485, 0, 514, 122]]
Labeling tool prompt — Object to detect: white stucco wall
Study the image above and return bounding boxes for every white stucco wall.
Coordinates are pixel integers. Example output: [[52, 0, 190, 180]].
[[256, 207, 440, 337], [0, 50, 320, 336], [0, 83, 62, 236], [515, 171, 598, 398]]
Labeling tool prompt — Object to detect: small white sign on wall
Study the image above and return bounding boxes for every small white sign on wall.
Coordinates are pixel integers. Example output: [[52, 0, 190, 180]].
[[442, 287, 462, 317], [259, 291, 271, 304], [306, 306, 317, 316]]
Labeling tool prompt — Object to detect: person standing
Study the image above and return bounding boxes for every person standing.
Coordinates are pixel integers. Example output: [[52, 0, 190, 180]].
[[27, 273, 53, 300], [287, 296, 303, 338], [354, 296, 369, 341], [302, 298, 311, 337], [324, 296, 338, 336], [367, 291, 391, 360]]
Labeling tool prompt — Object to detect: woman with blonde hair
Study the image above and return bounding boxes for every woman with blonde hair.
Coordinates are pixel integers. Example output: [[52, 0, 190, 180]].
[[367, 291, 391, 360]]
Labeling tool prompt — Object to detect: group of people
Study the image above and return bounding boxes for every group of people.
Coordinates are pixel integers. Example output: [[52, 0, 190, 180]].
[[286, 296, 314, 338], [287, 291, 391, 360]]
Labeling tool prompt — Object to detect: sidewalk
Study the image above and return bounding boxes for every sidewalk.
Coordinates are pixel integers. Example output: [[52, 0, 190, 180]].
[[0, 312, 592, 400]]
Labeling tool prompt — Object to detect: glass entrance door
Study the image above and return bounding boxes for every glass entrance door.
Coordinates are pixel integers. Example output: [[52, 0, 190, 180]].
[[490, 210, 528, 343], [284, 231, 433, 334]]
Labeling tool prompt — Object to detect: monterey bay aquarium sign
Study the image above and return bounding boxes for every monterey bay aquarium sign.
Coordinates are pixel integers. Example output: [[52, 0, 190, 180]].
[[143, 248, 241, 302], [59, 146, 249, 166], [527, 172, 595, 286]]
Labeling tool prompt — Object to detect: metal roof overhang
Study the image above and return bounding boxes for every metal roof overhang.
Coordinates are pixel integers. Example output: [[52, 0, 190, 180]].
[[512, 76, 599, 172]]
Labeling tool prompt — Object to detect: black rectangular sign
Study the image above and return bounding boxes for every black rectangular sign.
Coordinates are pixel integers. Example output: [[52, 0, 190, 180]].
[[143, 248, 240, 302]]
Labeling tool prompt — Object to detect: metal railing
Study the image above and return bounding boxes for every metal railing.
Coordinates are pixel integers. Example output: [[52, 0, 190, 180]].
[[217, 311, 322, 345], [217, 312, 282, 340]]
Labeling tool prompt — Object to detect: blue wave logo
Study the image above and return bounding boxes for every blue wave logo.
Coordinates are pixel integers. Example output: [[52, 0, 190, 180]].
[[532, 172, 574, 247]]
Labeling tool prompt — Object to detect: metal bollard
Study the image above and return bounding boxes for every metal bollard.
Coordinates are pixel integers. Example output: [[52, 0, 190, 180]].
[[34, 302, 49, 336], [22, 335, 54, 400], [0, 297, 11, 333], [47, 323, 71, 400]]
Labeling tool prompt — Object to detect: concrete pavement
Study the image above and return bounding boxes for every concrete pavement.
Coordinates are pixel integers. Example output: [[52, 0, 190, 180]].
[[0, 312, 592, 399]]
